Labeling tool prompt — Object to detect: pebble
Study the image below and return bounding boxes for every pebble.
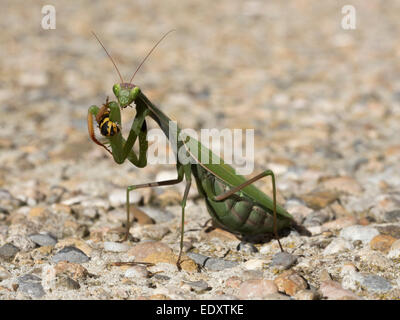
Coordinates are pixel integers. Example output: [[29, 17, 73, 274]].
[[321, 216, 357, 231], [243, 259, 266, 271], [128, 241, 172, 260], [238, 279, 278, 299], [184, 280, 211, 293], [321, 176, 363, 195], [186, 252, 239, 271], [56, 274, 80, 290], [320, 280, 360, 300], [274, 270, 308, 296], [286, 201, 313, 224], [342, 271, 392, 294], [202, 227, 239, 242], [17, 274, 46, 298], [54, 261, 89, 280], [55, 239, 93, 256], [0, 265, 11, 280], [0, 243, 19, 261], [103, 241, 131, 253], [383, 210, 400, 222], [262, 293, 291, 300], [51, 246, 90, 264], [225, 276, 242, 289], [370, 234, 397, 253], [28, 232, 58, 247], [236, 241, 258, 253], [136, 207, 175, 223], [377, 225, 400, 238], [358, 274, 392, 294], [339, 225, 380, 244], [142, 251, 198, 272], [323, 238, 353, 255], [387, 239, 400, 259], [124, 265, 149, 278], [108, 189, 141, 207], [293, 289, 317, 300], [300, 190, 338, 210], [270, 252, 298, 270]]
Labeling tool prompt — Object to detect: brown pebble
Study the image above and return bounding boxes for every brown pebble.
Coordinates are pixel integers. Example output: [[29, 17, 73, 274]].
[[203, 227, 238, 242], [321, 176, 362, 195], [55, 238, 93, 257], [225, 276, 242, 289], [128, 241, 172, 260], [319, 280, 360, 300], [319, 269, 332, 282], [274, 270, 308, 296], [322, 216, 357, 231], [28, 207, 48, 220], [370, 234, 397, 253], [238, 279, 278, 299], [143, 251, 199, 272], [300, 190, 338, 210], [54, 261, 89, 280], [293, 289, 317, 300]]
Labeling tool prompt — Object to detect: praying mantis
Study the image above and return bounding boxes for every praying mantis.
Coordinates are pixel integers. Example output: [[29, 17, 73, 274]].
[[87, 31, 296, 270]]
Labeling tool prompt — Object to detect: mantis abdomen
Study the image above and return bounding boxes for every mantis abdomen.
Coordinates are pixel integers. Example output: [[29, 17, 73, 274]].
[[192, 164, 292, 236]]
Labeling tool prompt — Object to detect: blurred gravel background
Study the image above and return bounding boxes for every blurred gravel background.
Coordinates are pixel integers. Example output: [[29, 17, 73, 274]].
[[1, 0, 400, 300]]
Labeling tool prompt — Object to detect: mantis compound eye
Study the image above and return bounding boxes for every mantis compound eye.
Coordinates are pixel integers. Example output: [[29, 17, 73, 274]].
[[112, 83, 121, 97]]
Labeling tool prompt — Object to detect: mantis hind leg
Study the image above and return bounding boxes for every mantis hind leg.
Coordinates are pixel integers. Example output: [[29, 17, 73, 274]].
[[176, 178, 192, 271], [213, 170, 284, 252]]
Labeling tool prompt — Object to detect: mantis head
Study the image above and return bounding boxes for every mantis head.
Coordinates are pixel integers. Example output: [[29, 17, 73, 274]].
[[112, 83, 141, 108]]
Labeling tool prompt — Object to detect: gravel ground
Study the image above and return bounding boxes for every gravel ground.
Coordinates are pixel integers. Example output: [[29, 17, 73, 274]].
[[1, 0, 400, 300]]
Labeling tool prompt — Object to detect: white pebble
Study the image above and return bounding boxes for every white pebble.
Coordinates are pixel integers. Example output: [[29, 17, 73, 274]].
[[103, 241, 131, 253], [339, 225, 380, 244], [323, 238, 353, 255]]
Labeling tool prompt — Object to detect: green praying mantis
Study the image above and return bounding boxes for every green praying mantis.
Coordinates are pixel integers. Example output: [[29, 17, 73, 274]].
[[87, 30, 298, 270]]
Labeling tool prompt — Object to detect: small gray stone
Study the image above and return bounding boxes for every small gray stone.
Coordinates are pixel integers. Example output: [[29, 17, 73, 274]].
[[204, 258, 238, 271], [0, 243, 19, 260], [339, 225, 380, 244], [184, 280, 211, 292], [56, 275, 80, 290], [186, 252, 238, 271], [186, 252, 208, 266], [51, 246, 90, 264], [18, 274, 46, 298], [383, 210, 400, 222], [236, 242, 258, 253], [358, 274, 392, 294], [270, 252, 298, 270], [29, 232, 58, 246]]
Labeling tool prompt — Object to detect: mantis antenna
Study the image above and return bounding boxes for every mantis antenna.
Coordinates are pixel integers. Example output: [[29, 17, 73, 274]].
[[129, 29, 176, 84], [92, 31, 124, 84]]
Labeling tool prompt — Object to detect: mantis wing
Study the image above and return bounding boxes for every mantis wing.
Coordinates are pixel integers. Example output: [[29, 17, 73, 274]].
[[183, 135, 293, 220]]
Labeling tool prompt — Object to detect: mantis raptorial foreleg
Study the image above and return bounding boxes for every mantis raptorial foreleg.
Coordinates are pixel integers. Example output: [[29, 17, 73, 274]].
[[212, 169, 284, 252]]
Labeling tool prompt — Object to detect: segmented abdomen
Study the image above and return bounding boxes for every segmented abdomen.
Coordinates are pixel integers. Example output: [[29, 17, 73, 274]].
[[192, 164, 290, 235], [99, 111, 119, 136]]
